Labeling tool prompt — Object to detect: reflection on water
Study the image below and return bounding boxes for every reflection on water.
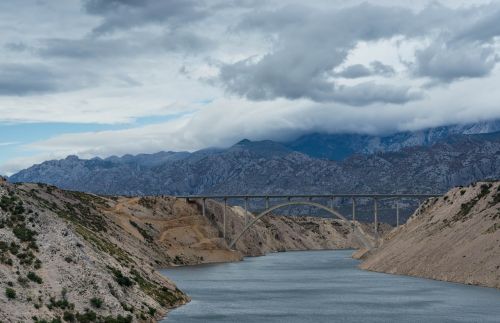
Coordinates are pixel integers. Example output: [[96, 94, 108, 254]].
[[160, 250, 500, 322]]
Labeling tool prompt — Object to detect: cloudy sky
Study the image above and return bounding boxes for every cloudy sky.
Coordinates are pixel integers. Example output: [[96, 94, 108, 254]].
[[1, 0, 500, 175]]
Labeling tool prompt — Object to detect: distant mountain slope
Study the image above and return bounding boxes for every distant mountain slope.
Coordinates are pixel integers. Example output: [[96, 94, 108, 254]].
[[10, 132, 500, 197], [285, 119, 500, 160]]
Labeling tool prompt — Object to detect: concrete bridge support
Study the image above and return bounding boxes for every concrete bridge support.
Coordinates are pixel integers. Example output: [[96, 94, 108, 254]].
[[352, 198, 356, 222], [373, 198, 378, 241], [396, 200, 400, 227]]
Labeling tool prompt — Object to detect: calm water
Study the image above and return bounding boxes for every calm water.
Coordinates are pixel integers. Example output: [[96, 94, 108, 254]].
[[160, 250, 500, 323]]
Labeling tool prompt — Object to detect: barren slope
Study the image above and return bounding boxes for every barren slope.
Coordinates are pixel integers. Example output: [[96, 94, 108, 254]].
[[0, 180, 188, 322], [360, 181, 500, 288]]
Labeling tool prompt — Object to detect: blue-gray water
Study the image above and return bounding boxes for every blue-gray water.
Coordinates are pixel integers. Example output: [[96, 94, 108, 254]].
[[160, 250, 500, 322]]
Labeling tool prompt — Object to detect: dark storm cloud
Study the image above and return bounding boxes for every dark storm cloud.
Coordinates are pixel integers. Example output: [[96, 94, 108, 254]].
[[163, 30, 215, 53], [37, 29, 215, 61], [38, 38, 138, 59], [337, 64, 372, 78], [370, 61, 396, 77], [0, 64, 58, 95], [414, 42, 497, 82], [411, 5, 500, 83], [0, 63, 97, 96], [83, 0, 208, 34], [337, 61, 395, 79], [453, 7, 500, 43], [219, 58, 420, 105], [331, 83, 422, 106]]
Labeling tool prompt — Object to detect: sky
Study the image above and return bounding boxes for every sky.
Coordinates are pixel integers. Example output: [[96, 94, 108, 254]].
[[1, 0, 500, 175]]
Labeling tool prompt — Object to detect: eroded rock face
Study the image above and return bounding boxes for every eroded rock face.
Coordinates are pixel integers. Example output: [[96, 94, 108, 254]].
[[0, 182, 188, 322], [360, 181, 500, 289]]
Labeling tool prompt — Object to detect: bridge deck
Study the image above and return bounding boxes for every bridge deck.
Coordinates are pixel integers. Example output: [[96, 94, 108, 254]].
[[175, 193, 442, 199]]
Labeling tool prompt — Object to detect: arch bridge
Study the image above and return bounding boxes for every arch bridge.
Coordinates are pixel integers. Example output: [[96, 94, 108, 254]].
[[176, 193, 441, 248]]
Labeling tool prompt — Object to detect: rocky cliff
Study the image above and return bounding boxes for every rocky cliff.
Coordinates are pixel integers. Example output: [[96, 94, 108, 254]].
[[0, 179, 376, 321], [360, 181, 500, 288]]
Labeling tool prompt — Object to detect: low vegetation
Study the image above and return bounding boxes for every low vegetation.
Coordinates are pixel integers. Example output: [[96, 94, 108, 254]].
[[5, 287, 16, 299], [452, 183, 493, 222], [129, 220, 154, 243]]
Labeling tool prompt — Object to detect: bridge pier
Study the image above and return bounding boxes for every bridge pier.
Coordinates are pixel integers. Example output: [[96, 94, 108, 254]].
[[373, 198, 378, 241], [396, 200, 399, 227], [352, 198, 356, 222], [244, 197, 248, 226], [223, 198, 227, 239], [202, 198, 206, 217]]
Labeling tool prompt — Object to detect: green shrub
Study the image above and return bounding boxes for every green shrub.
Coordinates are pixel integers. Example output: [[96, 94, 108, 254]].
[[27, 271, 43, 284], [101, 315, 133, 323], [5, 287, 16, 299], [62, 312, 74, 322], [9, 242, 19, 255], [17, 276, 29, 287], [48, 297, 73, 310], [34, 259, 42, 269], [13, 225, 37, 242], [109, 268, 134, 287], [75, 311, 97, 323], [90, 297, 103, 308]]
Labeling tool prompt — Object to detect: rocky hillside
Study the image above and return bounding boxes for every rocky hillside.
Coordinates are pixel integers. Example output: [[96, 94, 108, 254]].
[[10, 132, 500, 200], [360, 181, 500, 288], [0, 178, 377, 321], [0, 178, 188, 322]]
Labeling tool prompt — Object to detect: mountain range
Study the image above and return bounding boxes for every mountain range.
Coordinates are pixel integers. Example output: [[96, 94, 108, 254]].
[[8, 120, 500, 223]]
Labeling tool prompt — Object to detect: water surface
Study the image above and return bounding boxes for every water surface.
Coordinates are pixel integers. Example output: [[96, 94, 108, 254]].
[[160, 250, 500, 322]]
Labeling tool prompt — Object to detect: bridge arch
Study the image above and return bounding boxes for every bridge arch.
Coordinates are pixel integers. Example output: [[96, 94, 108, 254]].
[[228, 201, 349, 249]]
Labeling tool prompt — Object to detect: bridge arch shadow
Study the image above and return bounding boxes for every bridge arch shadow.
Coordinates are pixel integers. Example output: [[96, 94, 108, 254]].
[[228, 201, 349, 249]]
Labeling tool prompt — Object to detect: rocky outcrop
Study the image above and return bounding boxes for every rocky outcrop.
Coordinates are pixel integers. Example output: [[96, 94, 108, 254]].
[[360, 181, 500, 289], [0, 182, 188, 322]]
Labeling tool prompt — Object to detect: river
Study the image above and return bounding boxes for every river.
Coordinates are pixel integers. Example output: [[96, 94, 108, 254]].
[[160, 250, 500, 322]]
